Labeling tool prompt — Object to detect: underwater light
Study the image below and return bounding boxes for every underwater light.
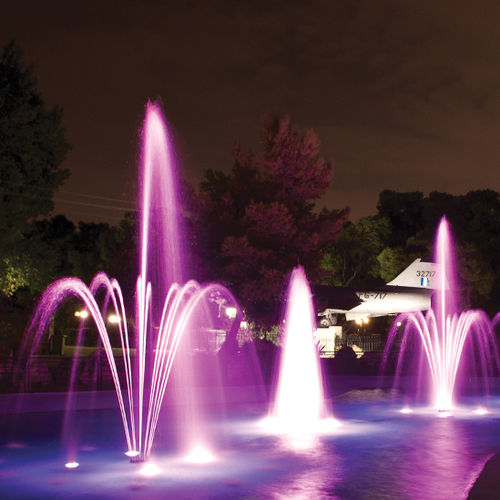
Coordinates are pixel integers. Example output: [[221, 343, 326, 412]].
[[184, 445, 216, 464], [139, 463, 161, 477], [125, 450, 140, 458], [474, 407, 488, 416]]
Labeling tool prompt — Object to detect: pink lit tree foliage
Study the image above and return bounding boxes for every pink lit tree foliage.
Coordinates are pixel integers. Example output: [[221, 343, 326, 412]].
[[188, 114, 348, 325]]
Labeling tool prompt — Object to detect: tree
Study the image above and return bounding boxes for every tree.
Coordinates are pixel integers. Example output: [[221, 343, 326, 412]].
[[68, 221, 128, 284], [0, 41, 70, 296], [320, 215, 391, 287], [375, 189, 500, 313], [456, 241, 495, 309], [189, 114, 348, 325], [377, 190, 425, 246]]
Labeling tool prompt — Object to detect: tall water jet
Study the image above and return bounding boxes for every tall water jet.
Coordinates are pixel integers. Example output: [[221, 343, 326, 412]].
[[21, 102, 241, 462], [383, 216, 499, 413], [263, 267, 336, 442]]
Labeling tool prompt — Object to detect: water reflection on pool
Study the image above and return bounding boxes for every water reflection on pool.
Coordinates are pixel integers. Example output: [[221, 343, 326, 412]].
[[1, 397, 499, 499]]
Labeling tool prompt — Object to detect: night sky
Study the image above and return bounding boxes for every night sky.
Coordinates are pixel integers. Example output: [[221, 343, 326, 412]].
[[1, 0, 499, 224]]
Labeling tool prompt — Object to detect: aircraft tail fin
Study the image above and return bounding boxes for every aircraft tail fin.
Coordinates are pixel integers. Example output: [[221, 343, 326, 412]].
[[386, 258, 437, 289]]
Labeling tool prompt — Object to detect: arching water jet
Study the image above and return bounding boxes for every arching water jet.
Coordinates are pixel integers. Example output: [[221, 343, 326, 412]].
[[383, 217, 499, 413], [21, 102, 241, 463]]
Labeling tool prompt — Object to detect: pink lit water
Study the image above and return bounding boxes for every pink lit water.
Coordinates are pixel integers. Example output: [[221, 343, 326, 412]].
[[23, 103, 240, 461], [383, 217, 499, 411], [265, 267, 336, 441]]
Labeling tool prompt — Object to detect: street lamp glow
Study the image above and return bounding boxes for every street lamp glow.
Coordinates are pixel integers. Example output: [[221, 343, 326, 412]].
[[225, 306, 237, 319], [74, 310, 89, 319], [108, 314, 121, 324]]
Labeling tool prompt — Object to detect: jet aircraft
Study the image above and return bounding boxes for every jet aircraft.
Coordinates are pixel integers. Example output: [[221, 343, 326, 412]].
[[315, 258, 438, 326]]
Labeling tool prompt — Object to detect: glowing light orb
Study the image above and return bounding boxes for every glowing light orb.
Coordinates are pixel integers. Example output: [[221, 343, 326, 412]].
[[474, 407, 488, 416], [108, 314, 120, 324], [400, 408, 413, 414], [125, 450, 140, 458], [225, 306, 237, 319], [184, 445, 216, 464], [65, 462, 79, 469], [139, 463, 161, 477]]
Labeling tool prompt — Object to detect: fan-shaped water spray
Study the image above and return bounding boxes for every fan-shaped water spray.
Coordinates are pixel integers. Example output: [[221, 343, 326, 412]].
[[22, 102, 240, 461], [383, 217, 500, 412]]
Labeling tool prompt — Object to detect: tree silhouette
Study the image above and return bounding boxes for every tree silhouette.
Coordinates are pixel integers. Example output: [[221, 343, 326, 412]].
[[189, 114, 348, 325], [0, 41, 70, 296]]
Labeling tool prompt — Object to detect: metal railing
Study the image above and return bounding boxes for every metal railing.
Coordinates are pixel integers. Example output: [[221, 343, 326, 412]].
[[0, 353, 125, 393], [341, 334, 385, 354]]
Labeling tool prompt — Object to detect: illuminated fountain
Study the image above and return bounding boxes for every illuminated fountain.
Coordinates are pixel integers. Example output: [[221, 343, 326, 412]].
[[262, 266, 338, 444], [22, 102, 240, 463], [383, 216, 500, 413], [6, 191, 500, 499]]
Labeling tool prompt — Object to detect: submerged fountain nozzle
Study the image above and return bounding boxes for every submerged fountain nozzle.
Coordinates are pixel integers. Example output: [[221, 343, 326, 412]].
[[130, 454, 146, 463], [125, 450, 145, 463]]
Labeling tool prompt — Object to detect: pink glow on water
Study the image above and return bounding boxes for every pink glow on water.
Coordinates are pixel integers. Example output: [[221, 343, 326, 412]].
[[269, 267, 334, 436], [384, 217, 500, 412], [139, 462, 161, 477], [474, 407, 488, 416], [183, 445, 216, 464]]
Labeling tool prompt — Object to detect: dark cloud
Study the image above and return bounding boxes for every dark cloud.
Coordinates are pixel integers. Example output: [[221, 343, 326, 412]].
[[1, 0, 499, 221]]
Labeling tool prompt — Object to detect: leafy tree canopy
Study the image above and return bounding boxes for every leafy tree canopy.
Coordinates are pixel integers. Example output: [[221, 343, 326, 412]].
[[0, 41, 70, 297], [375, 189, 500, 311], [321, 189, 500, 313], [189, 114, 348, 325], [0, 41, 70, 236], [320, 215, 391, 287]]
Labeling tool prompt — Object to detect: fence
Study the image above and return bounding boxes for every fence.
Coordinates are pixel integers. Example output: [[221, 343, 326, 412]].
[[0, 334, 387, 393], [0, 353, 124, 393], [341, 334, 385, 354]]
